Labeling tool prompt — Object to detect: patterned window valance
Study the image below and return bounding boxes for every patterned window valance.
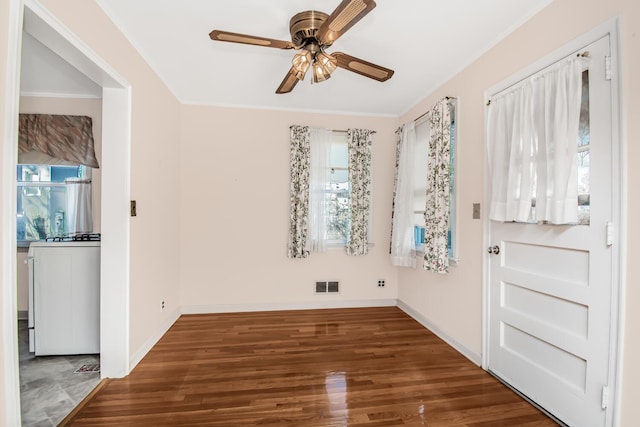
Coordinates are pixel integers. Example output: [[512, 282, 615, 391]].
[[18, 114, 100, 168]]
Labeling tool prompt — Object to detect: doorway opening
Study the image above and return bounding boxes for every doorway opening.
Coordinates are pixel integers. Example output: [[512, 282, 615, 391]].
[[2, 1, 132, 424]]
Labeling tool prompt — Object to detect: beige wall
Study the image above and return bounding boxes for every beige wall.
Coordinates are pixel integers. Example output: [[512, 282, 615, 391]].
[[179, 105, 399, 309], [15, 97, 103, 313], [396, 0, 639, 423]]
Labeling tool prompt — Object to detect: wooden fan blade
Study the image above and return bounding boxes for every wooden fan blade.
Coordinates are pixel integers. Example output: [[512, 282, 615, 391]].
[[333, 52, 394, 82], [209, 30, 295, 50], [316, 0, 376, 46], [276, 67, 301, 94]]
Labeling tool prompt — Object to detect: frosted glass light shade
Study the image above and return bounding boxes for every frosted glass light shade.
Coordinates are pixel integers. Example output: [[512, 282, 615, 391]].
[[292, 50, 312, 80], [313, 52, 337, 83]]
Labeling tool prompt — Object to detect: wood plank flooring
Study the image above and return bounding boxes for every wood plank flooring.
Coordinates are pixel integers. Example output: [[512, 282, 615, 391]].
[[62, 307, 558, 426]]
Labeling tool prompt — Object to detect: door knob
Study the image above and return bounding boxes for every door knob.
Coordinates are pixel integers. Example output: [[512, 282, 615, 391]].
[[487, 245, 500, 255]]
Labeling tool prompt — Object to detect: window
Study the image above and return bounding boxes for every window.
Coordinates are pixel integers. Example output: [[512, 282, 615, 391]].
[[316, 131, 372, 247], [290, 125, 374, 258], [577, 69, 590, 225], [326, 133, 350, 243], [413, 102, 457, 261], [17, 164, 90, 243]]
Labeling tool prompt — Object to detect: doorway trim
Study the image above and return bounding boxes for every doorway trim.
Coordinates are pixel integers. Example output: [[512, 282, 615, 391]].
[[2, 0, 132, 424], [481, 17, 624, 427]]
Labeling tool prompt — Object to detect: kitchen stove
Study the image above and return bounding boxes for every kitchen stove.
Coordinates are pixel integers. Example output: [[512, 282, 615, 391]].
[[28, 234, 101, 355], [45, 233, 101, 242]]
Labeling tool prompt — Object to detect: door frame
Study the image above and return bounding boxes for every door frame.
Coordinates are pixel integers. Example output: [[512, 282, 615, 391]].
[[481, 18, 625, 426], [2, 0, 132, 424]]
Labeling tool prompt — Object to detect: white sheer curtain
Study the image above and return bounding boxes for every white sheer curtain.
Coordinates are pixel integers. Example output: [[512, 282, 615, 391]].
[[308, 127, 332, 252], [488, 56, 584, 224], [390, 123, 417, 267], [65, 178, 93, 235]]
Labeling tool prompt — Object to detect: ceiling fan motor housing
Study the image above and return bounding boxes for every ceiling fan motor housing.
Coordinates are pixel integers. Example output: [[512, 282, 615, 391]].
[[289, 11, 330, 48]]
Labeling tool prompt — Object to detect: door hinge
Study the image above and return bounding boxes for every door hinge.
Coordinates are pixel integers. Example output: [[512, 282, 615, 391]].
[[606, 222, 614, 246], [605, 55, 612, 81], [601, 385, 609, 409]]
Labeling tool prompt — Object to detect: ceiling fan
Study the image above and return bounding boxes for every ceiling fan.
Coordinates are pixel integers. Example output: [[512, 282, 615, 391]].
[[209, 0, 394, 94]]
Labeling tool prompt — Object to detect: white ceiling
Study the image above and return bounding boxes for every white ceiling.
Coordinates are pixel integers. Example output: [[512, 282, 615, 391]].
[[22, 0, 553, 116]]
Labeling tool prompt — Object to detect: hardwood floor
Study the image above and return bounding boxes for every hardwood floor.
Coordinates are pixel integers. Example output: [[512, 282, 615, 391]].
[[62, 307, 558, 426]]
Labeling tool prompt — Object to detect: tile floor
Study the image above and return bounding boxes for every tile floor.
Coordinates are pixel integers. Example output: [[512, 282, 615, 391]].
[[18, 320, 101, 426]]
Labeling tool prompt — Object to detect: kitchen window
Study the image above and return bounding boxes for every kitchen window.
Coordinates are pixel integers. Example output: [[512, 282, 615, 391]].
[[17, 164, 90, 244]]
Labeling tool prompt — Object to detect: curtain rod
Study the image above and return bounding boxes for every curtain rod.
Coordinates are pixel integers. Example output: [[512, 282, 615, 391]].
[[289, 125, 376, 134], [412, 96, 456, 123], [332, 129, 376, 134]]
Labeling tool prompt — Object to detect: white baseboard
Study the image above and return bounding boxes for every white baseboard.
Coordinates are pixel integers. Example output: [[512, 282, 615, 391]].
[[397, 299, 482, 366], [129, 307, 181, 371], [181, 299, 397, 315]]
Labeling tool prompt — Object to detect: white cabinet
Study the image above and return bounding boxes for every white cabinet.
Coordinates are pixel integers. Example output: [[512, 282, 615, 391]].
[[28, 242, 100, 356]]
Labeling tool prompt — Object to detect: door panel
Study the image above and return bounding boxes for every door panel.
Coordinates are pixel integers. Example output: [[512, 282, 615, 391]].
[[488, 35, 613, 427]]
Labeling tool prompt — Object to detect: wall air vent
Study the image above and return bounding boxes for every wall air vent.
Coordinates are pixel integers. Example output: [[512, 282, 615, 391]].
[[315, 280, 340, 294], [315, 281, 327, 293]]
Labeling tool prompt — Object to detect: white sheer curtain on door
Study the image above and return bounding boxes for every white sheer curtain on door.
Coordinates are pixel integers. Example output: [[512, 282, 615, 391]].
[[66, 178, 93, 235], [488, 56, 584, 224], [390, 123, 417, 267], [308, 127, 331, 252]]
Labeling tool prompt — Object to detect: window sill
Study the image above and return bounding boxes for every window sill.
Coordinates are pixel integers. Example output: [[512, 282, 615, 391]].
[[414, 245, 459, 267], [325, 242, 377, 251]]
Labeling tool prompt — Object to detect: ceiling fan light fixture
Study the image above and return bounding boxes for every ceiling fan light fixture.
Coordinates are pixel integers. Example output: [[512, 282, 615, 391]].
[[292, 50, 312, 79], [313, 62, 332, 83], [312, 51, 337, 83], [316, 52, 337, 74]]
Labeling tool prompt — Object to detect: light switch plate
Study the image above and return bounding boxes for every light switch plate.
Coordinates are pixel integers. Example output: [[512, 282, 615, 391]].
[[472, 203, 481, 219]]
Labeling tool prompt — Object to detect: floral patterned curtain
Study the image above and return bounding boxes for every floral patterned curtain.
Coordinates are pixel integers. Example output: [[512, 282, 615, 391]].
[[423, 99, 451, 273], [287, 125, 311, 258], [346, 128, 373, 256], [18, 114, 99, 168]]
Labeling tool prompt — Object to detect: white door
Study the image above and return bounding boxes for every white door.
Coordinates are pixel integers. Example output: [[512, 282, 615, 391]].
[[487, 35, 615, 427]]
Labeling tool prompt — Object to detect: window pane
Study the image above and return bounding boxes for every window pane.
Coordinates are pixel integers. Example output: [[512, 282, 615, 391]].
[[330, 168, 348, 189], [17, 164, 83, 183], [327, 136, 350, 243], [578, 70, 590, 147], [329, 141, 348, 168], [17, 185, 67, 240], [16, 164, 89, 241], [577, 70, 590, 225]]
